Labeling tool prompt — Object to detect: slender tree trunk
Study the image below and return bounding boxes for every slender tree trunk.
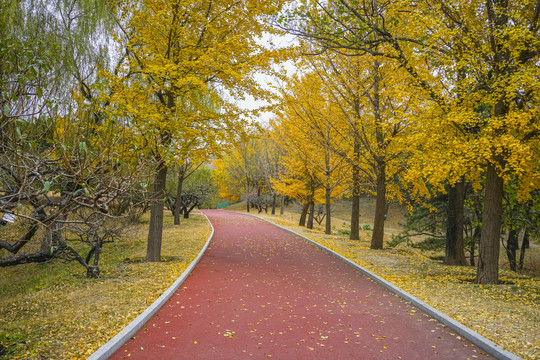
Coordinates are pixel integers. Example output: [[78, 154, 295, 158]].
[[371, 161, 386, 249], [476, 161, 504, 284], [280, 196, 285, 215], [519, 230, 529, 270], [146, 161, 168, 262], [370, 60, 385, 250], [307, 200, 315, 229], [324, 149, 332, 234], [350, 140, 361, 240], [173, 172, 184, 225], [246, 198, 250, 213], [86, 238, 102, 278], [271, 193, 276, 215], [325, 185, 332, 235], [299, 202, 309, 226], [506, 229, 518, 272], [257, 187, 262, 213], [445, 179, 468, 265], [470, 227, 481, 266]]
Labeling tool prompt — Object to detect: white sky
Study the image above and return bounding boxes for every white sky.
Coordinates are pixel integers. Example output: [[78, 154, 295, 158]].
[[235, 32, 298, 126]]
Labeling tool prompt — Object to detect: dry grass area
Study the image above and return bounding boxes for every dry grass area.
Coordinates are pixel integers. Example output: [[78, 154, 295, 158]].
[[240, 203, 540, 360], [0, 212, 211, 360]]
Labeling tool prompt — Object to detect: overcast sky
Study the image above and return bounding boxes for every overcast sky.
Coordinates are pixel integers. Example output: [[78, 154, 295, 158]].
[[235, 32, 298, 126]]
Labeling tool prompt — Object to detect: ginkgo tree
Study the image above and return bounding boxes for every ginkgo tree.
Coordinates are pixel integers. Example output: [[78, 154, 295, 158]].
[[103, 0, 287, 261], [302, 52, 415, 249], [284, 0, 540, 284], [273, 71, 349, 233]]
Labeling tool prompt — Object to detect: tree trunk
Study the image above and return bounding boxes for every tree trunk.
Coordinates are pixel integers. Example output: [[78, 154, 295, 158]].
[[445, 179, 468, 265], [475, 2, 509, 283], [506, 229, 518, 272], [476, 161, 503, 284], [280, 196, 285, 215], [246, 198, 250, 213], [519, 230, 529, 270], [271, 193, 276, 215], [350, 160, 361, 241], [173, 172, 184, 225], [325, 184, 332, 235], [86, 266, 100, 278], [146, 161, 168, 262], [307, 200, 315, 230], [184, 203, 197, 218], [371, 161, 386, 249], [299, 202, 309, 226], [470, 227, 481, 266]]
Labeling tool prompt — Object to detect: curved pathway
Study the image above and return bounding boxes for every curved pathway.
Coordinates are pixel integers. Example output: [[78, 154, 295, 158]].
[[110, 210, 493, 359]]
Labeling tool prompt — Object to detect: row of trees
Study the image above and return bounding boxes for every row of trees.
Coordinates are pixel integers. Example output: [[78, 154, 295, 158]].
[[0, 0, 287, 276], [215, 0, 540, 285], [3, 0, 539, 286]]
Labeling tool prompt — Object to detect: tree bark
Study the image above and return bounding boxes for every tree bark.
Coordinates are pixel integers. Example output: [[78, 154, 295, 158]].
[[173, 171, 184, 225], [445, 179, 468, 265], [506, 229, 518, 272], [519, 230, 529, 270], [470, 227, 481, 266], [299, 202, 309, 226], [476, 161, 503, 284], [0, 224, 39, 254], [307, 200, 315, 229], [325, 184, 332, 235], [350, 150, 361, 240], [145, 161, 168, 262], [0, 252, 54, 266], [184, 203, 197, 218], [371, 161, 386, 249], [280, 196, 285, 215], [271, 193, 276, 215], [370, 60, 385, 250]]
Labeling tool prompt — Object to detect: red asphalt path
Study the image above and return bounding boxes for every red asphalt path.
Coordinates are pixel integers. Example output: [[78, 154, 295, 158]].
[[110, 210, 493, 359]]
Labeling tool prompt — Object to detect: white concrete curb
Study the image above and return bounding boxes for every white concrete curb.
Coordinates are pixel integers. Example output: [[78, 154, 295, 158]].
[[87, 213, 215, 360], [246, 213, 521, 360]]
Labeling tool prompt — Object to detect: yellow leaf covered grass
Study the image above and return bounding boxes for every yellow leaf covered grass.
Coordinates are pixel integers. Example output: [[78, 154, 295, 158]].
[[0, 212, 211, 360], [253, 211, 540, 360]]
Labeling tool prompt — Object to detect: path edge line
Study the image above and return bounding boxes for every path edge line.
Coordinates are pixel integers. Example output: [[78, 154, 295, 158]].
[[245, 212, 521, 360], [87, 213, 215, 360]]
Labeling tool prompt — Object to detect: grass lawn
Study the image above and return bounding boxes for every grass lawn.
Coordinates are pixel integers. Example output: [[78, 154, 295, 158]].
[[232, 200, 540, 360], [0, 212, 211, 360]]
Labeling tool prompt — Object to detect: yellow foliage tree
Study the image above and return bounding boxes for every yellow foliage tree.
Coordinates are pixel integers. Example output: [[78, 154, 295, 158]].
[[286, 0, 540, 283], [103, 0, 286, 261], [294, 51, 416, 247], [213, 138, 270, 212], [273, 71, 349, 233]]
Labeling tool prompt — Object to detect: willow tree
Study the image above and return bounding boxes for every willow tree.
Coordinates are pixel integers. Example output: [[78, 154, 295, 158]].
[[0, 0, 139, 276], [284, 0, 540, 283], [105, 0, 286, 261]]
